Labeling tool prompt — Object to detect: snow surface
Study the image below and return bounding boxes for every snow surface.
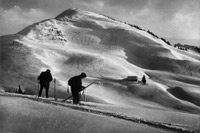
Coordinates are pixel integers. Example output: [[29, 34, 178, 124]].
[[1, 94, 199, 133]]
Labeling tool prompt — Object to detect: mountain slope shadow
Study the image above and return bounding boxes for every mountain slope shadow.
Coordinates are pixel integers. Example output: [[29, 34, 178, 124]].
[[167, 87, 200, 107]]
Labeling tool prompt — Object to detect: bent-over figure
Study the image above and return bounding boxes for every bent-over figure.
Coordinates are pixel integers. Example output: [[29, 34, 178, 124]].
[[68, 72, 87, 104]]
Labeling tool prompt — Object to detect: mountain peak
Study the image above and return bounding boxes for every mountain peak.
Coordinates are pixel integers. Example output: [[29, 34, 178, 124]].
[[55, 8, 82, 19], [55, 8, 108, 21], [55, 8, 79, 18]]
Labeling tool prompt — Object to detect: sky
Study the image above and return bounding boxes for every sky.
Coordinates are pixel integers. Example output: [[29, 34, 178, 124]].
[[0, 0, 199, 40]]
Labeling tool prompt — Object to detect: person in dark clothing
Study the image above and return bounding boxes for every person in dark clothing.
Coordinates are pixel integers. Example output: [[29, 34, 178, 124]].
[[17, 85, 25, 94], [141, 75, 146, 85], [68, 72, 87, 104], [38, 69, 53, 98]]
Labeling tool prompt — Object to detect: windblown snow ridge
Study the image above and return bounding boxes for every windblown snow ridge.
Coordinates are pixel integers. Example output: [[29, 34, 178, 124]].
[[0, 93, 197, 133]]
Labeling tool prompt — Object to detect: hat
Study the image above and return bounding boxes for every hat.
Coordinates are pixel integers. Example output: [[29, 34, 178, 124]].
[[46, 69, 51, 73], [80, 72, 87, 78]]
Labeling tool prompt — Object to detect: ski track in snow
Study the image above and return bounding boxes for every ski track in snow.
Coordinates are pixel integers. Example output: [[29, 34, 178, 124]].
[[0, 93, 197, 133]]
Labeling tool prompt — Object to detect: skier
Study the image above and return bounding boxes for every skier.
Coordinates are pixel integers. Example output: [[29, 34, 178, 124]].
[[68, 72, 87, 104], [141, 75, 146, 85], [38, 69, 53, 98]]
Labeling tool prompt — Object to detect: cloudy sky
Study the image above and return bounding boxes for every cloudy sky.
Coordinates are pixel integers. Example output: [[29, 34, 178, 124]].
[[0, 0, 199, 40]]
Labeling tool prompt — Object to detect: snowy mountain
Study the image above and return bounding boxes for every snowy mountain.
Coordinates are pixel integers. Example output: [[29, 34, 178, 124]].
[[1, 8, 200, 114], [1, 8, 200, 133]]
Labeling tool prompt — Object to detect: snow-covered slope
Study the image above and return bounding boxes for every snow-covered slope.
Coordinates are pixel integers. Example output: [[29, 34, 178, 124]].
[[1, 8, 200, 115], [1, 94, 199, 133]]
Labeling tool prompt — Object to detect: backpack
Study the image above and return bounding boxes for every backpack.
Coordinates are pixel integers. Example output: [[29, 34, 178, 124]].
[[68, 78, 73, 86], [38, 72, 45, 81]]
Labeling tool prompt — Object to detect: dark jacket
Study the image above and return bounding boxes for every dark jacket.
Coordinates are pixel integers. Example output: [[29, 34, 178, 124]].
[[38, 71, 53, 84], [68, 75, 83, 92]]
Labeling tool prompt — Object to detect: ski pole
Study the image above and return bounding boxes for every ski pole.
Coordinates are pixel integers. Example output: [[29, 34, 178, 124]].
[[67, 86, 70, 94], [82, 90, 86, 101], [54, 78, 57, 100], [38, 82, 40, 98]]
